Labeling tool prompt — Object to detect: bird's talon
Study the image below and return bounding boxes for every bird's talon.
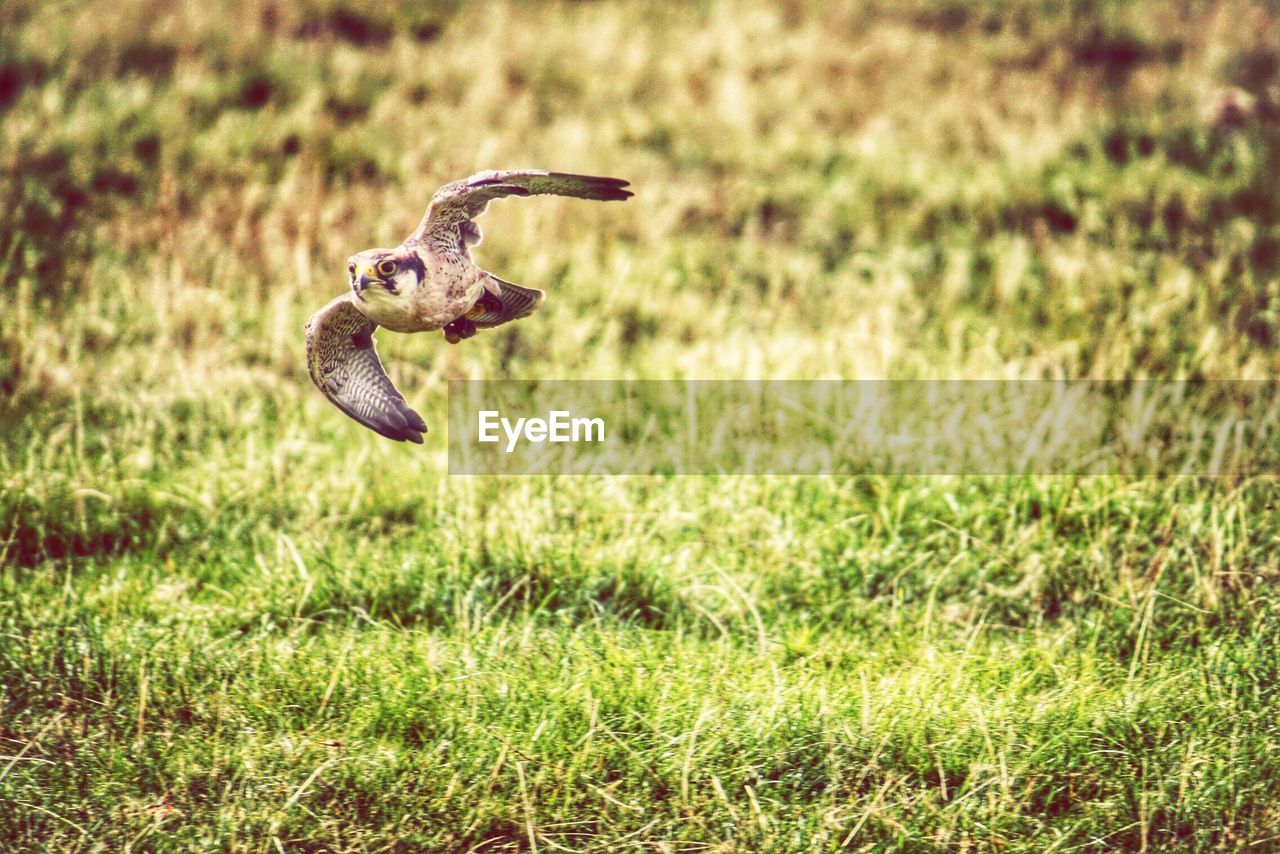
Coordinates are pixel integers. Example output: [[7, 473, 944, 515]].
[[444, 317, 477, 344]]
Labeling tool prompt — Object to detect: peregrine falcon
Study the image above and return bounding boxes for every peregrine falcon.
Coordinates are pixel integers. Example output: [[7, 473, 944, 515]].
[[305, 170, 632, 443]]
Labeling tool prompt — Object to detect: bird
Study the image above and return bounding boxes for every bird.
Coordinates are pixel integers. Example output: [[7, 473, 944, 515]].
[[305, 169, 632, 443]]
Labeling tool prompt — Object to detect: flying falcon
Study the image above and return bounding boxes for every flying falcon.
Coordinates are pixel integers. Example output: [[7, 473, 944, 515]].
[[305, 169, 632, 443]]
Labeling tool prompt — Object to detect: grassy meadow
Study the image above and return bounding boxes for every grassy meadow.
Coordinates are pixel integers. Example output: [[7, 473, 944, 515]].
[[4, 0, 1280, 848]]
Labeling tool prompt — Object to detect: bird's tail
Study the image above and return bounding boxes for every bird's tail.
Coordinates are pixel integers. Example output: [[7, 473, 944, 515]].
[[466, 276, 546, 329]]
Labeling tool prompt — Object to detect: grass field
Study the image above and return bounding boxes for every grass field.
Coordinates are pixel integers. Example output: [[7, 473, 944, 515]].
[[4, 0, 1280, 849]]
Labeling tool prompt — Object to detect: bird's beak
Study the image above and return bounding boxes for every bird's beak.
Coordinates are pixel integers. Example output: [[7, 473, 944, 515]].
[[356, 266, 380, 291]]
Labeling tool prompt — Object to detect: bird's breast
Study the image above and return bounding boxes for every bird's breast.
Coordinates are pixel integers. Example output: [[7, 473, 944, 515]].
[[411, 254, 486, 331]]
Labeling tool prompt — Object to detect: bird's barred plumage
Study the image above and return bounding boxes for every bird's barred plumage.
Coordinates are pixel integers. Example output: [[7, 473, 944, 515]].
[[305, 170, 631, 442], [305, 295, 429, 443], [407, 170, 633, 251], [467, 276, 544, 327]]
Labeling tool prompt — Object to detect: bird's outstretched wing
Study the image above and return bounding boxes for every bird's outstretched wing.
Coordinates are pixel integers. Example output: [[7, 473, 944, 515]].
[[305, 294, 428, 443], [405, 170, 632, 249]]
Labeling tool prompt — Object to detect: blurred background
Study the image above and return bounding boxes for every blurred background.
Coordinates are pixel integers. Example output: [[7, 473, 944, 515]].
[[5, 0, 1279, 408], [3, 1, 1280, 848]]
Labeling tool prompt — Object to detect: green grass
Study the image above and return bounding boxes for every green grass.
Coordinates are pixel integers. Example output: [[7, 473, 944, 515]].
[[4, 0, 1280, 849]]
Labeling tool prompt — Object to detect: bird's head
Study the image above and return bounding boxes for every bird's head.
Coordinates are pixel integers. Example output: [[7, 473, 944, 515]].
[[347, 248, 424, 305]]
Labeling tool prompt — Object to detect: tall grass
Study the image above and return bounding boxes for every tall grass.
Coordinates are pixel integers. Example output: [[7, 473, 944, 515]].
[[3, 0, 1280, 849]]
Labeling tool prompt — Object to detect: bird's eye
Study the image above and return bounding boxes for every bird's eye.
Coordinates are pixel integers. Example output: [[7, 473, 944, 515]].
[[377, 259, 397, 277], [347, 262, 356, 276]]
